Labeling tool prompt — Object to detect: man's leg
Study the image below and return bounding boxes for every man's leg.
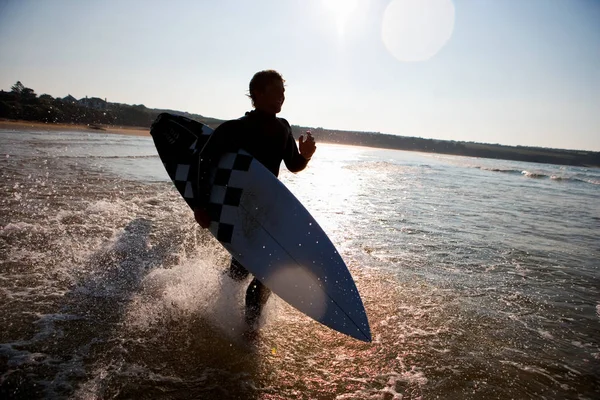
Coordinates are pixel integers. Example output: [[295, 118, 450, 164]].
[[245, 278, 272, 328], [228, 258, 249, 281]]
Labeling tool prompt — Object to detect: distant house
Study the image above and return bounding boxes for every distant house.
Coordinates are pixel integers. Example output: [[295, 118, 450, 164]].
[[63, 94, 77, 104], [78, 96, 107, 110]]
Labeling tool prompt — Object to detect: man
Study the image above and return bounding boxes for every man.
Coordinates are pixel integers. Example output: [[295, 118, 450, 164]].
[[193, 70, 316, 329]]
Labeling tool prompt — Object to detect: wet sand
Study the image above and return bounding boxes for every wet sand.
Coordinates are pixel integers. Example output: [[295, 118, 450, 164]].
[[0, 119, 150, 137]]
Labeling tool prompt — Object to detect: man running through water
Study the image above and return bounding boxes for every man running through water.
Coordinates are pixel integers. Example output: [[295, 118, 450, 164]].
[[193, 70, 317, 329]]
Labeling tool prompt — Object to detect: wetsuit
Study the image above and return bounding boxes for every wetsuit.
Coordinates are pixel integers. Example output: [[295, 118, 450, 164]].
[[197, 109, 309, 326]]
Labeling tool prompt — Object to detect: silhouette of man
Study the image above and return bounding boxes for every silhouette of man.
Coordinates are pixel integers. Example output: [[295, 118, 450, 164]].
[[193, 70, 316, 328]]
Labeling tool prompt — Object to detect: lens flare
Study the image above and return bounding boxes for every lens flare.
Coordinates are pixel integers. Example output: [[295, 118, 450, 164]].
[[265, 264, 328, 321], [382, 0, 455, 62]]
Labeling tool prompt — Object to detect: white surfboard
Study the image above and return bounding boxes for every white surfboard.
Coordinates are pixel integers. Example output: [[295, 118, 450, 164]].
[[151, 113, 371, 342]]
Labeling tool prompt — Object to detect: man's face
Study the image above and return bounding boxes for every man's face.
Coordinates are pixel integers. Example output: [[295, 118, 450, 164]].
[[254, 79, 285, 114]]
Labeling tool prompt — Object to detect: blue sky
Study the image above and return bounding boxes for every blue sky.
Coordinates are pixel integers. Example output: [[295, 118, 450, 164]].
[[0, 0, 598, 151]]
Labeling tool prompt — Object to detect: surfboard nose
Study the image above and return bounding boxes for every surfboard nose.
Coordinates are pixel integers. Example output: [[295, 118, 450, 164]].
[[322, 294, 372, 342], [262, 261, 371, 342]]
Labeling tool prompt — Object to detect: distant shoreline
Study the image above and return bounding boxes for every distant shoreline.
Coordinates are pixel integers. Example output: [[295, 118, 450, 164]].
[[1, 118, 598, 168], [0, 119, 150, 137], [2, 84, 598, 167]]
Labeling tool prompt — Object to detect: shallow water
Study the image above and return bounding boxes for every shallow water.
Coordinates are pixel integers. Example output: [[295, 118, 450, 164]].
[[1, 129, 599, 399]]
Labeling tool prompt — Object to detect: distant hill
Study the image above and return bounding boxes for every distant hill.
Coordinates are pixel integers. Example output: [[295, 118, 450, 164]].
[[1, 81, 598, 167], [0, 84, 223, 128], [289, 126, 600, 168]]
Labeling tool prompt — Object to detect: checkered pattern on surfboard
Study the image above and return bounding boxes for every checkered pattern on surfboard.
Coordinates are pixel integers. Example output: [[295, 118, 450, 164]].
[[207, 150, 254, 244], [150, 113, 212, 209], [151, 113, 255, 245]]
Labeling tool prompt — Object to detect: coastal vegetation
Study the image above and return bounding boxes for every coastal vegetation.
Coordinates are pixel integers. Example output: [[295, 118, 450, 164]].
[[1, 81, 598, 167]]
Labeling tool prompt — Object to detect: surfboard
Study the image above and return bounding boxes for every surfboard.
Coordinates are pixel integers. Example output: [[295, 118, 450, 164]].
[[150, 113, 371, 342]]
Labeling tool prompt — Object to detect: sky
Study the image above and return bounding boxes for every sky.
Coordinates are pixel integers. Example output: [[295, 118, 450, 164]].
[[0, 0, 599, 151]]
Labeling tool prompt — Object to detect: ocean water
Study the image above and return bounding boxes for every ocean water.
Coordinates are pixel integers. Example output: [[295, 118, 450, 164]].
[[0, 129, 598, 399]]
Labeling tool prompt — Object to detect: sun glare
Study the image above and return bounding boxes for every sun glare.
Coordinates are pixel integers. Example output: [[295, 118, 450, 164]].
[[323, 0, 359, 36], [382, 0, 455, 62]]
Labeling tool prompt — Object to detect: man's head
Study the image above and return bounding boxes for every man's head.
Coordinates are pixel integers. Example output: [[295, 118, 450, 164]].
[[248, 70, 285, 114]]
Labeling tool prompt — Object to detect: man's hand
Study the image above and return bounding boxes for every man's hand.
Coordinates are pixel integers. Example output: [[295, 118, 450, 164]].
[[194, 208, 211, 229], [299, 131, 316, 160]]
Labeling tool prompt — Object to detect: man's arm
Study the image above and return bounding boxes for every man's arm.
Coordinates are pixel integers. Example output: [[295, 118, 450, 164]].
[[281, 119, 316, 172]]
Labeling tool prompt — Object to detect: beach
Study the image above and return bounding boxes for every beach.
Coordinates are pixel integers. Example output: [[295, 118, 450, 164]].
[[0, 119, 150, 137]]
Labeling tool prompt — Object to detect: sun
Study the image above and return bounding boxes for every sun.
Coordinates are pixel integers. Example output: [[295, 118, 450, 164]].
[[323, 0, 359, 36], [382, 0, 455, 62]]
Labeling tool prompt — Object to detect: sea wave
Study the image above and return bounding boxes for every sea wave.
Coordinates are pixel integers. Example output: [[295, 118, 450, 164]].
[[477, 166, 600, 185], [477, 167, 522, 175], [520, 170, 545, 178]]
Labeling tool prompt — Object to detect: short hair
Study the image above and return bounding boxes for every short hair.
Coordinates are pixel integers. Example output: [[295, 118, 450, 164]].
[[248, 70, 285, 105]]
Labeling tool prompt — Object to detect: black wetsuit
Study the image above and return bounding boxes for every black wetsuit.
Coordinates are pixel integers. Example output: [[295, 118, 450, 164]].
[[198, 109, 309, 326]]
